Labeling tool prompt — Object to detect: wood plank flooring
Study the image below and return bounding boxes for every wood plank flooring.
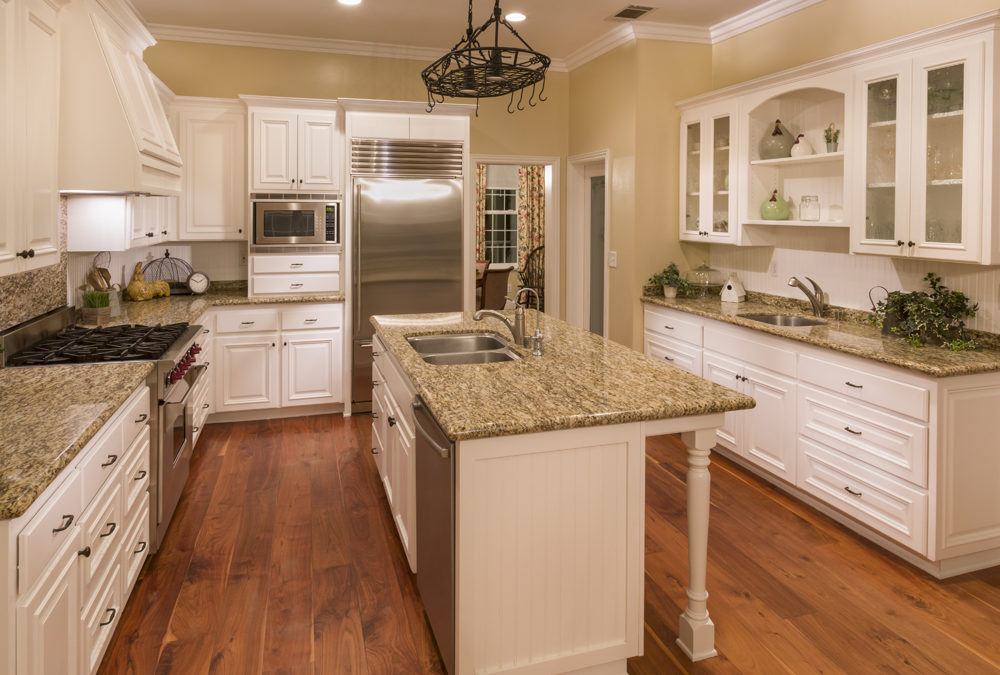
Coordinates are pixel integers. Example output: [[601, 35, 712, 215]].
[[98, 414, 1000, 674]]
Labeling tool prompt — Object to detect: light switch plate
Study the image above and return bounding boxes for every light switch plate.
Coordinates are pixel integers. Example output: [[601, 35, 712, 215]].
[[608, 251, 617, 268]]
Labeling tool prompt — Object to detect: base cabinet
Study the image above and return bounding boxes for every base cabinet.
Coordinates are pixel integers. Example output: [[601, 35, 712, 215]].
[[217, 335, 280, 412], [281, 330, 342, 407]]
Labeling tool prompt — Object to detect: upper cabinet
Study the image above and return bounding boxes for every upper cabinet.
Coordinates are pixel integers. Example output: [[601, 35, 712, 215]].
[[0, 0, 63, 278], [679, 102, 738, 244], [171, 98, 247, 240], [852, 38, 987, 262], [249, 106, 340, 193], [67, 194, 176, 252], [59, 0, 181, 195]]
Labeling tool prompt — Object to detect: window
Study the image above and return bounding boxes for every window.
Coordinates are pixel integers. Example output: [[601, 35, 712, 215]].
[[484, 188, 517, 264]]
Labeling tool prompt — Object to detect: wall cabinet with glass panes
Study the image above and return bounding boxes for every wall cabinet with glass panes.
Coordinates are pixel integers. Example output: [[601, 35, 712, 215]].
[[679, 102, 738, 244], [852, 37, 988, 263]]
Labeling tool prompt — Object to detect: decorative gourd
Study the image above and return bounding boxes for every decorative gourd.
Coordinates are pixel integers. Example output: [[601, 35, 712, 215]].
[[125, 262, 170, 301], [759, 119, 794, 159], [761, 190, 790, 220], [790, 133, 814, 157]]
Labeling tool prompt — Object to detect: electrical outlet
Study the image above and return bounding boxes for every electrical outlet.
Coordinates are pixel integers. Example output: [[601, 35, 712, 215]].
[[608, 251, 617, 268], [239, 253, 248, 266], [768, 260, 778, 278]]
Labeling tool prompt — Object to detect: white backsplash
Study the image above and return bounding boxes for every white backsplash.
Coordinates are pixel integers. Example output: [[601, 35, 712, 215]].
[[68, 242, 247, 307], [710, 246, 1000, 334]]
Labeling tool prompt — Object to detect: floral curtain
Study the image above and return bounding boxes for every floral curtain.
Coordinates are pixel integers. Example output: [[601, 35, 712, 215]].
[[516, 165, 545, 269], [474, 163, 487, 261]]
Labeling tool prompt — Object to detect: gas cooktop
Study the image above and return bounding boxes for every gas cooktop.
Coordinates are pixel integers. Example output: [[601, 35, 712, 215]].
[[7, 323, 190, 366]]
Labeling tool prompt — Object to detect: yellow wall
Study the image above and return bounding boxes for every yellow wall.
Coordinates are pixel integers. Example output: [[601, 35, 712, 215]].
[[712, 0, 1000, 88]]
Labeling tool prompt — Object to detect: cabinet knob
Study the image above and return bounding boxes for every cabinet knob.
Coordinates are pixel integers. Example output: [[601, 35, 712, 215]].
[[146, 232, 154, 238], [78, 546, 92, 558], [161, 230, 168, 235], [238, 228, 243, 234], [388, 415, 397, 427], [896, 240, 905, 246], [26, 249, 34, 258], [371, 447, 379, 455], [298, 179, 303, 183], [907, 241, 915, 247]]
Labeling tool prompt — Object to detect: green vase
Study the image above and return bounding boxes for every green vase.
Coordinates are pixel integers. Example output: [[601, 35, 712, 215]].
[[761, 190, 790, 220]]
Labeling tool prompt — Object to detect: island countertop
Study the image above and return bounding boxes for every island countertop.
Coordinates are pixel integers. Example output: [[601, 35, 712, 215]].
[[371, 311, 755, 441]]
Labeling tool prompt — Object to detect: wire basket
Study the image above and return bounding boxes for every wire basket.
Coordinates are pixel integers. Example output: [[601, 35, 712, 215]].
[[142, 250, 195, 295]]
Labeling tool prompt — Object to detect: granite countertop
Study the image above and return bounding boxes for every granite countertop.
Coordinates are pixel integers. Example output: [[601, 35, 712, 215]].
[[642, 292, 1000, 378], [372, 311, 755, 442], [108, 287, 345, 326], [0, 362, 154, 520]]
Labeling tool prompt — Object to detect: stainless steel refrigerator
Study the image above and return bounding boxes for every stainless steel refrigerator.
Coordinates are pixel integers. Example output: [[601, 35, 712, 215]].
[[351, 139, 464, 410]]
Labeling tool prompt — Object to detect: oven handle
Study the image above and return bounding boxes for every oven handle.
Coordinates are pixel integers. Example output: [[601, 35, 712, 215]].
[[163, 365, 208, 409]]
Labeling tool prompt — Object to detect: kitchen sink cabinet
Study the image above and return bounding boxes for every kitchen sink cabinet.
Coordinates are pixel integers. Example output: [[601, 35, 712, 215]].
[[679, 102, 738, 244], [0, 0, 61, 278], [249, 106, 340, 193]]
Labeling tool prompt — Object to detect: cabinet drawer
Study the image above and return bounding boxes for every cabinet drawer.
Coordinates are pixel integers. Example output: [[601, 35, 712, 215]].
[[80, 479, 123, 604], [121, 492, 150, 595], [121, 427, 150, 516], [281, 304, 343, 330], [216, 308, 279, 333], [79, 426, 124, 511], [797, 437, 927, 552], [252, 253, 340, 274], [644, 331, 702, 377], [252, 273, 340, 295], [798, 385, 928, 487], [799, 354, 929, 421], [17, 471, 84, 593], [120, 385, 151, 451], [705, 326, 796, 377], [643, 306, 703, 346], [82, 558, 122, 675]]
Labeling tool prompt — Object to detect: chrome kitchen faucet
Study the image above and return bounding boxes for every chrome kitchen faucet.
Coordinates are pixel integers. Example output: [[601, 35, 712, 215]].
[[788, 276, 827, 316]]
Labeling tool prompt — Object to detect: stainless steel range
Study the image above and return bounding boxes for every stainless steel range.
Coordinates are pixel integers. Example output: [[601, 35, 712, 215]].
[[2, 306, 206, 553]]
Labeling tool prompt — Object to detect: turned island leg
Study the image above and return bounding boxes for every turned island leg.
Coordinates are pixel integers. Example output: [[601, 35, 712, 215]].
[[677, 428, 718, 661]]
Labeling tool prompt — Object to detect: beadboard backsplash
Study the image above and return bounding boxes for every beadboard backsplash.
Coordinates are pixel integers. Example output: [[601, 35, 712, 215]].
[[711, 245, 1000, 334], [67, 242, 247, 307]]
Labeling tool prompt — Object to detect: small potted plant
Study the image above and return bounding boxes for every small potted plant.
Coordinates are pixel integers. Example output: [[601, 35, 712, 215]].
[[870, 273, 978, 350], [824, 122, 841, 153], [82, 290, 111, 326], [648, 263, 692, 299]]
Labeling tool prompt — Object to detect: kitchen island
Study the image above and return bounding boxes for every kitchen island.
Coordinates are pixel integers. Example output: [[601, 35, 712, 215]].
[[371, 311, 754, 673]]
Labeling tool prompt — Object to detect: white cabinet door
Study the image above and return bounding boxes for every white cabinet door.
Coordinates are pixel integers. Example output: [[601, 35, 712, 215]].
[[408, 114, 466, 141], [389, 407, 415, 569], [216, 335, 280, 412], [678, 103, 737, 244], [176, 105, 247, 240], [298, 112, 338, 191], [702, 351, 742, 452], [743, 364, 797, 482], [129, 195, 150, 246], [0, 0, 16, 277], [350, 111, 409, 140], [281, 329, 342, 407], [253, 111, 297, 191], [16, 532, 81, 675]]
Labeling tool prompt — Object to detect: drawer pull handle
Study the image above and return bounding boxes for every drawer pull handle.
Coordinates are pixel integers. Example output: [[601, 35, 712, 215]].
[[202, 328, 211, 334], [372, 412, 380, 419], [304, 318, 318, 323], [203, 403, 210, 409], [99, 608, 117, 627], [388, 416, 397, 427], [845, 381, 863, 389], [240, 321, 255, 326], [52, 515, 74, 533], [134, 470, 147, 481], [78, 546, 91, 558], [290, 263, 304, 268], [844, 426, 862, 436], [371, 447, 379, 455], [372, 379, 381, 386], [663, 325, 674, 330], [372, 351, 382, 357], [134, 541, 147, 555], [193, 426, 200, 433], [134, 413, 148, 423], [101, 454, 119, 468], [290, 283, 304, 289], [663, 355, 674, 361], [843, 486, 862, 497], [100, 522, 117, 538]]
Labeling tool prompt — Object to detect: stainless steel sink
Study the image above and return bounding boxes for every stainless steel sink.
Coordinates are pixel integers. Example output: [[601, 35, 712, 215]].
[[740, 313, 827, 327], [421, 350, 521, 365], [407, 332, 508, 354]]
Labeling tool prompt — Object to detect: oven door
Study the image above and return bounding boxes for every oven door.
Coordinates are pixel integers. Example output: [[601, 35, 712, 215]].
[[253, 201, 327, 245], [156, 365, 207, 540]]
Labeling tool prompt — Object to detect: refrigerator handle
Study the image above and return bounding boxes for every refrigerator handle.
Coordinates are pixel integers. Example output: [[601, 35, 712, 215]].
[[353, 179, 363, 332]]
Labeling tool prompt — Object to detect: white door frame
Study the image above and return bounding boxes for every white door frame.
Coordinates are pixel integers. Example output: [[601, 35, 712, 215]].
[[471, 155, 561, 318], [566, 150, 610, 333]]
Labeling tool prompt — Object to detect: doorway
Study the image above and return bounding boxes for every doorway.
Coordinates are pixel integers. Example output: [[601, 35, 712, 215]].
[[586, 167, 606, 335], [567, 151, 609, 335]]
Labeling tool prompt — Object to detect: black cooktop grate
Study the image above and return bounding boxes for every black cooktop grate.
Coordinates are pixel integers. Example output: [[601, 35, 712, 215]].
[[8, 323, 189, 366]]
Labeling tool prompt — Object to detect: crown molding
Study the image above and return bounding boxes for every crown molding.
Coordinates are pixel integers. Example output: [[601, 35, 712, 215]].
[[338, 97, 475, 117], [631, 22, 712, 44], [710, 0, 825, 44], [95, 0, 155, 51]]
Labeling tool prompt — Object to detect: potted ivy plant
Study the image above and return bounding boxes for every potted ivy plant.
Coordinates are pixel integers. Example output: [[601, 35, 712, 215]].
[[648, 263, 692, 299], [870, 273, 978, 350], [824, 122, 841, 152]]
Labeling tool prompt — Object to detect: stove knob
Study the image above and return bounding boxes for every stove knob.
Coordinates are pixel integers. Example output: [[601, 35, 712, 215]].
[[190, 345, 202, 355]]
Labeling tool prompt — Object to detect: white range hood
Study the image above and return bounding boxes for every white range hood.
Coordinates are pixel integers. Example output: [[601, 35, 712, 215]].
[[59, 0, 181, 195]]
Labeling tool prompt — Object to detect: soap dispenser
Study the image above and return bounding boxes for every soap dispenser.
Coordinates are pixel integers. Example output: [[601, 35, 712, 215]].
[[721, 273, 746, 303]]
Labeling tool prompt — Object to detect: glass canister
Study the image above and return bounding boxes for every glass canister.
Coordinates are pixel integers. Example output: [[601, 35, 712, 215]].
[[688, 262, 724, 297], [800, 195, 820, 221]]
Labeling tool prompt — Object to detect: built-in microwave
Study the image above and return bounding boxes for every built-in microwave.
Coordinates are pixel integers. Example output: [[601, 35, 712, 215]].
[[252, 199, 340, 247]]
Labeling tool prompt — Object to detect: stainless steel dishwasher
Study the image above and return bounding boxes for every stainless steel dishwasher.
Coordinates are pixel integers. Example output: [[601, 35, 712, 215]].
[[413, 398, 456, 675]]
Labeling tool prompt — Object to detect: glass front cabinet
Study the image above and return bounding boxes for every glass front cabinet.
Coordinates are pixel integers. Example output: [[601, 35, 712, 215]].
[[853, 39, 986, 262], [679, 103, 737, 244]]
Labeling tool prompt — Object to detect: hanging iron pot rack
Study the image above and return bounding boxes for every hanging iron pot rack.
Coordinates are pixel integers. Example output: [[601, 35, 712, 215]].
[[421, 0, 551, 114]]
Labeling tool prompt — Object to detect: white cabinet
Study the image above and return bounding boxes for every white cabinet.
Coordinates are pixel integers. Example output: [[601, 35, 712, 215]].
[[281, 330, 342, 407], [852, 38, 987, 262], [348, 111, 468, 142], [172, 100, 247, 241], [249, 253, 341, 297], [67, 194, 176, 252], [679, 102, 737, 244], [642, 305, 704, 377], [0, 0, 61, 277], [251, 108, 339, 193], [216, 334, 280, 412]]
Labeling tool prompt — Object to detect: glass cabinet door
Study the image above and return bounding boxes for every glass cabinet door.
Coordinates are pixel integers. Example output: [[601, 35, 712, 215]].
[[682, 120, 701, 236], [864, 76, 901, 242], [711, 116, 731, 237]]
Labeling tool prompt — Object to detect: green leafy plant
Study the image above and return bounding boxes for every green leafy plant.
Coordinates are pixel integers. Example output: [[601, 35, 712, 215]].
[[870, 273, 978, 350], [648, 263, 693, 296], [824, 122, 841, 144], [82, 290, 110, 309]]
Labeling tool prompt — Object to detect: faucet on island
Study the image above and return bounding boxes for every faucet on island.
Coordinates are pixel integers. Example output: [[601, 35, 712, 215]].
[[473, 287, 544, 355], [787, 276, 827, 317]]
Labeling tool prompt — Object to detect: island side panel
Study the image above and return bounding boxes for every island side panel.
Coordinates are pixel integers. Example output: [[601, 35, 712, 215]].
[[455, 423, 645, 675]]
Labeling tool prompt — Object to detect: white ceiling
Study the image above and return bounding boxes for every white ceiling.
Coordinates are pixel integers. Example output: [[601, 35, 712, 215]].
[[129, 0, 773, 60]]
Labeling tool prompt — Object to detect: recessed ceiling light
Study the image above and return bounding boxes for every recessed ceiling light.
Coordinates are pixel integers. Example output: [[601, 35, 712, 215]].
[[505, 12, 526, 22], [338, 0, 362, 5]]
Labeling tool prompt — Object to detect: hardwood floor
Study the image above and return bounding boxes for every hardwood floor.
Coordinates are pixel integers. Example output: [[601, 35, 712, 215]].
[[99, 415, 1000, 674]]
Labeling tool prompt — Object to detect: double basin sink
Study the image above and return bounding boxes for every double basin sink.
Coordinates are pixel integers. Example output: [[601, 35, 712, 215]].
[[407, 332, 521, 365], [739, 313, 826, 327]]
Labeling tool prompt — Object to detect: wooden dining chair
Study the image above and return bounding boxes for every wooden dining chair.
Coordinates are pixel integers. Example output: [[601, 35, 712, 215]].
[[481, 265, 514, 310]]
